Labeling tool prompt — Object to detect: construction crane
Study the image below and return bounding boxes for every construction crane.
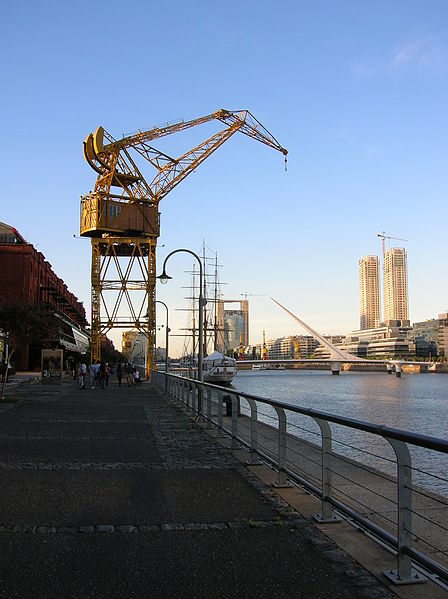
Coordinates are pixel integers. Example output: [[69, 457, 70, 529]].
[[261, 330, 268, 360], [81, 109, 287, 373], [241, 292, 265, 299], [377, 231, 408, 260]]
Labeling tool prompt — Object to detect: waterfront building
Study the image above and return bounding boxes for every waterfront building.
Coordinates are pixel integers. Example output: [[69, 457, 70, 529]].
[[313, 335, 346, 359], [411, 319, 440, 358], [339, 323, 414, 359], [383, 248, 408, 323], [294, 335, 320, 358], [438, 313, 448, 358], [0, 222, 89, 369], [251, 335, 319, 360], [358, 256, 380, 330]]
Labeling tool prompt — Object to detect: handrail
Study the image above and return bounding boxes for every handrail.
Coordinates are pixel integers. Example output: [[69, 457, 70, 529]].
[[152, 369, 448, 586], [158, 372, 448, 453]]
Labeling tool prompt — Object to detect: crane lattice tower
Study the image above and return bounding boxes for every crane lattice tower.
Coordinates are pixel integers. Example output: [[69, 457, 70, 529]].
[[80, 109, 287, 375]]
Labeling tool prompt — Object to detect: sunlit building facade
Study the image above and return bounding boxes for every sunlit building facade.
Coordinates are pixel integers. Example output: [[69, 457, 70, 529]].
[[383, 248, 408, 323], [358, 256, 380, 330]]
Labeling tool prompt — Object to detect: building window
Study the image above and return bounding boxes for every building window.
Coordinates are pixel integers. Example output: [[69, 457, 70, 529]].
[[108, 205, 121, 218]]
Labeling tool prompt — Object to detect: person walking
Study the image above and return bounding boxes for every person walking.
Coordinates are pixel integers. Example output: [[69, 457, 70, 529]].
[[104, 363, 110, 387], [116, 363, 123, 387], [99, 362, 106, 389], [133, 366, 141, 384], [78, 363, 87, 390], [88, 363, 96, 390], [126, 363, 133, 387]]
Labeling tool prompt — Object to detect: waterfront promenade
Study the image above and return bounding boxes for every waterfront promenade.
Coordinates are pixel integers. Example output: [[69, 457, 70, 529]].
[[0, 378, 442, 598]]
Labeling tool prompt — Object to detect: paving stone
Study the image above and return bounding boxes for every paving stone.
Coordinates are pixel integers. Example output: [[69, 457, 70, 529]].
[[96, 525, 115, 533], [183, 523, 208, 530], [138, 525, 161, 532], [115, 525, 137, 533], [161, 523, 184, 531], [37, 526, 56, 534], [57, 527, 78, 534], [79, 526, 94, 534]]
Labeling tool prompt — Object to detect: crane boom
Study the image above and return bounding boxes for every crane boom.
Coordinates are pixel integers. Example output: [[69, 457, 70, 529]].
[[83, 109, 287, 207]]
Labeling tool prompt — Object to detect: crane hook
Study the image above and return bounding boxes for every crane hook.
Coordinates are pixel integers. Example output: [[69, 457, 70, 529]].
[[284, 155, 288, 172]]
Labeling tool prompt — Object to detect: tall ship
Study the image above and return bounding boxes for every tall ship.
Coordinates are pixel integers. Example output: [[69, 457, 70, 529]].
[[203, 351, 237, 385], [181, 243, 237, 385]]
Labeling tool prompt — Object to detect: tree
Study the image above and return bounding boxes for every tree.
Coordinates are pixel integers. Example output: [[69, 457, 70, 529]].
[[0, 303, 60, 399], [100, 337, 124, 365]]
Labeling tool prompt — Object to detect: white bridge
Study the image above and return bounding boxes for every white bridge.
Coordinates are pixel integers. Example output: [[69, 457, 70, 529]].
[[243, 299, 434, 377]]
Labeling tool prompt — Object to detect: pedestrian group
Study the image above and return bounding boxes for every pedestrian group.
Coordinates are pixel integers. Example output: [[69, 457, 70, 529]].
[[77, 361, 142, 390]]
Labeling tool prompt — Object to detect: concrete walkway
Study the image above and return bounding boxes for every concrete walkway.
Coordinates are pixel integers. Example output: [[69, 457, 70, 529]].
[[0, 378, 429, 597]]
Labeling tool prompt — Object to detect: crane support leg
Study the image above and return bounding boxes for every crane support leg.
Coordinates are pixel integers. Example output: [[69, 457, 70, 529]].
[[91, 241, 102, 364], [89, 237, 157, 380]]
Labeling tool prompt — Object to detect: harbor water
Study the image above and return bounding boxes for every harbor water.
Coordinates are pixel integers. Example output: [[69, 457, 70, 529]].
[[231, 370, 448, 495]]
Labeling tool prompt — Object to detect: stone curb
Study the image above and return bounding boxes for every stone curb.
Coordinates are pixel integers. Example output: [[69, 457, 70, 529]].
[[0, 519, 298, 535]]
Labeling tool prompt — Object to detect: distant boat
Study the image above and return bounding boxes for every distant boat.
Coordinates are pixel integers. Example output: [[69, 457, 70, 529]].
[[252, 363, 267, 371], [203, 351, 237, 385]]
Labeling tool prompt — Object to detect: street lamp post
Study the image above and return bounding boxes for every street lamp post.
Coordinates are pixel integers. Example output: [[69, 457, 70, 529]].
[[155, 300, 170, 382], [157, 249, 205, 385]]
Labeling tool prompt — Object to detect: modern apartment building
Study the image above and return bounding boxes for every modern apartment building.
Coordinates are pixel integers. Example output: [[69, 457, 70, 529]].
[[438, 313, 448, 358], [358, 256, 380, 330], [383, 248, 408, 323], [340, 324, 414, 359]]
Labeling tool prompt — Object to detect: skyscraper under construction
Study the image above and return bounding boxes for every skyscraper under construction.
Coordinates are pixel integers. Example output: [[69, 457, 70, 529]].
[[383, 247, 408, 323]]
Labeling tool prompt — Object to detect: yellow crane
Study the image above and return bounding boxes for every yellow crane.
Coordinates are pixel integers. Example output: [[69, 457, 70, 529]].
[[81, 109, 287, 373], [292, 337, 301, 359], [261, 329, 268, 360]]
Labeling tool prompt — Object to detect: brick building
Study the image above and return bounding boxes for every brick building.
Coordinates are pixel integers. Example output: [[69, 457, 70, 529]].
[[0, 222, 89, 369]]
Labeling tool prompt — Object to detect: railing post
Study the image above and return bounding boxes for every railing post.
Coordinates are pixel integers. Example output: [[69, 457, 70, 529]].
[[245, 397, 261, 465], [272, 406, 292, 487], [206, 387, 212, 426], [197, 384, 203, 418], [230, 394, 239, 450], [383, 438, 426, 585], [312, 417, 341, 523], [187, 381, 192, 409], [192, 383, 197, 413], [216, 389, 226, 437]]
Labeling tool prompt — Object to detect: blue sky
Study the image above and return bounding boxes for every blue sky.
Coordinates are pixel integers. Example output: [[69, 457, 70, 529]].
[[1, 1, 447, 355]]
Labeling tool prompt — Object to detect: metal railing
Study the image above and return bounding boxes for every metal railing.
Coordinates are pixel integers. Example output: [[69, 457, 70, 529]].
[[151, 370, 448, 587]]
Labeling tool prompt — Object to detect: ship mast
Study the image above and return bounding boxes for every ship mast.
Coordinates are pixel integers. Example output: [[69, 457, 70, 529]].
[[214, 252, 219, 351]]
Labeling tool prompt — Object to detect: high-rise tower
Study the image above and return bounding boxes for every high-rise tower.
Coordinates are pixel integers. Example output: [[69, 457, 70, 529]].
[[383, 248, 408, 322], [358, 256, 380, 330]]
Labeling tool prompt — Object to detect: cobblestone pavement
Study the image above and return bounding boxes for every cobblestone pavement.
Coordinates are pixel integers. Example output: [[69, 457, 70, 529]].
[[0, 378, 396, 598]]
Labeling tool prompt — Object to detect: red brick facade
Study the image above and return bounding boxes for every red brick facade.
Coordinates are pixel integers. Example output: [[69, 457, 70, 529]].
[[0, 222, 88, 369]]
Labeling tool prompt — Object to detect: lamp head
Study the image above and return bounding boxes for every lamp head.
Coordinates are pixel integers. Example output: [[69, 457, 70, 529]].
[[157, 270, 172, 285]]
